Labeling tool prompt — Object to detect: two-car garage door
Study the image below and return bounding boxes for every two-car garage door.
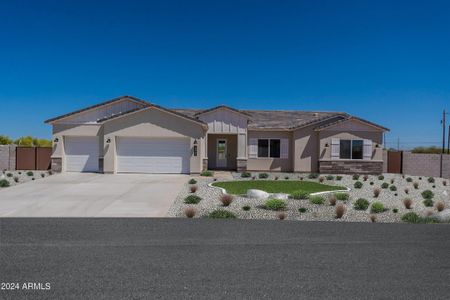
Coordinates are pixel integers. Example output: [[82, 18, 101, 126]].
[[117, 137, 190, 174]]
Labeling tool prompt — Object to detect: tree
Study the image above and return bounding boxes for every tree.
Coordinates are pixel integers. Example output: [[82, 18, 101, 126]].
[[14, 136, 35, 147], [0, 135, 13, 145], [411, 146, 442, 154]]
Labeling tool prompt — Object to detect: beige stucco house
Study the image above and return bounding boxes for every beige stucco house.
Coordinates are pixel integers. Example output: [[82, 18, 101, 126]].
[[45, 96, 389, 175]]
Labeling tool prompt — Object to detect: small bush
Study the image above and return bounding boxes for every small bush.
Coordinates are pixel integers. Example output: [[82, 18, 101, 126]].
[[371, 202, 385, 213], [252, 176, 256, 180], [309, 195, 325, 205], [13, 176, 19, 183], [184, 195, 202, 204], [432, 185, 436, 189], [443, 180, 448, 186], [428, 177, 435, 183], [404, 188, 409, 194], [208, 209, 237, 219], [389, 185, 397, 192], [381, 182, 389, 189], [48, 170, 53, 175], [242, 205, 251, 211], [190, 185, 198, 193], [299, 176, 304, 180], [373, 188, 381, 198], [32, 178, 35, 181], [328, 194, 337, 206], [393, 208, 399, 213], [184, 207, 196, 218], [200, 170, 213, 177], [436, 202, 445, 212], [326, 175, 334, 180], [394, 193, 398, 196], [363, 175, 369, 181], [318, 176, 325, 183], [413, 182, 419, 189], [354, 198, 370, 210], [406, 177, 413, 182], [308, 173, 319, 179], [220, 194, 234, 206], [18, 171, 22, 175], [40, 173, 45, 178], [0, 179, 10, 188], [274, 176, 279, 180], [378, 175, 384, 180], [403, 198, 413, 209], [335, 193, 349, 201], [354, 181, 363, 189], [423, 199, 434, 207], [188, 178, 197, 184], [401, 212, 420, 223], [419, 177, 422, 180], [284, 176, 289, 180], [370, 181, 374, 185], [336, 176, 343, 181], [390, 178, 395, 184], [369, 215, 377, 223], [421, 190, 434, 200], [352, 174, 360, 180], [26, 171, 34, 177], [335, 204, 345, 218], [6, 173, 13, 177], [277, 212, 287, 220], [241, 172, 251, 178], [290, 191, 309, 200], [264, 199, 287, 211], [258, 173, 269, 179], [298, 207, 307, 213]]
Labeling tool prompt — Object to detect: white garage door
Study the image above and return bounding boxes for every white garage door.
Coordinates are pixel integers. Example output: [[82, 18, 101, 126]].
[[65, 136, 99, 172], [117, 137, 190, 174]]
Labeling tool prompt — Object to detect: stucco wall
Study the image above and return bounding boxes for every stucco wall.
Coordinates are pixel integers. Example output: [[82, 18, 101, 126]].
[[247, 131, 293, 172], [293, 126, 319, 173], [403, 152, 450, 179], [0, 145, 16, 171]]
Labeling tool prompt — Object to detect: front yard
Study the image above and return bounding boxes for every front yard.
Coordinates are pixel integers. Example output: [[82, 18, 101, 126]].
[[0, 170, 53, 188], [167, 172, 450, 223]]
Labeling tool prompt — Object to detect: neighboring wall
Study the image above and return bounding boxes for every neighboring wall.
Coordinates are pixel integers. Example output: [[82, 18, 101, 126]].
[[402, 152, 450, 179], [0, 145, 16, 171], [293, 126, 318, 173]]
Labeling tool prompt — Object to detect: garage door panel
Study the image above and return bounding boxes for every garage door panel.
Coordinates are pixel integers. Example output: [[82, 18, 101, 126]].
[[65, 137, 99, 172], [117, 137, 190, 174]]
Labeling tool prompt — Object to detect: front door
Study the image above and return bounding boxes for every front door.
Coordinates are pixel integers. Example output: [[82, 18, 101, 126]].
[[216, 139, 227, 168]]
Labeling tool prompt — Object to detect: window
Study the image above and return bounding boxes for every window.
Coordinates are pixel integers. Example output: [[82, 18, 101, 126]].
[[258, 139, 280, 158], [339, 139, 363, 159]]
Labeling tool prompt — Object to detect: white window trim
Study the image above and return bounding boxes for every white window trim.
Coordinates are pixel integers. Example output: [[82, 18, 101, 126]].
[[339, 139, 364, 160], [257, 138, 281, 159]]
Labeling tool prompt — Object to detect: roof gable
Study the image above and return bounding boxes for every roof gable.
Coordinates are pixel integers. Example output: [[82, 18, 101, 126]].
[[194, 105, 251, 118], [315, 116, 389, 132]]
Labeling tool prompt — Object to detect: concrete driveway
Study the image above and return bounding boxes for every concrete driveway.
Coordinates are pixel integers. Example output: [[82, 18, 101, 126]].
[[0, 173, 187, 217]]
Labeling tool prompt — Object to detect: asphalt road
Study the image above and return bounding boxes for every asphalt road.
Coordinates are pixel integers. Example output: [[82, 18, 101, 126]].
[[1, 219, 449, 299]]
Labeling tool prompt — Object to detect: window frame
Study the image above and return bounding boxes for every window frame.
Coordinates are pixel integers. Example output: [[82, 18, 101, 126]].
[[338, 139, 364, 160], [257, 138, 281, 159]]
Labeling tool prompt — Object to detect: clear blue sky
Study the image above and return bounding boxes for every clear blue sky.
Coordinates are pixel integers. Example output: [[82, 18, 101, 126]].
[[1, 0, 449, 149]]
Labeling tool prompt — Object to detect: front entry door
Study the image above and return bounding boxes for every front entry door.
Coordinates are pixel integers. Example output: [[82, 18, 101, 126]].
[[216, 139, 227, 168]]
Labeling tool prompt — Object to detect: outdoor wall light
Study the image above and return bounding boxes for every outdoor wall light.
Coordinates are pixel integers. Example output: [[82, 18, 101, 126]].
[[53, 138, 59, 143], [193, 139, 198, 145], [325, 143, 329, 147], [106, 138, 111, 144]]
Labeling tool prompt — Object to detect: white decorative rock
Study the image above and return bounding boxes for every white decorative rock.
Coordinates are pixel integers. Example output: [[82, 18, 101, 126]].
[[247, 189, 270, 200], [271, 193, 289, 200], [433, 209, 450, 222], [443, 190, 448, 197]]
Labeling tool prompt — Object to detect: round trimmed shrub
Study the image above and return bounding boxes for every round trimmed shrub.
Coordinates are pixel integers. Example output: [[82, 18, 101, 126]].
[[309, 195, 325, 205], [389, 185, 397, 191], [184, 195, 202, 204], [354, 181, 363, 189], [392, 208, 399, 213], [290, 191, 309, 200], [188, 178, 197, 184], [242, 205, 251, 211], [381, 182, 389, 189], [308, 173, 319, 179], [406, 177, 413, 182], [26, 171, 34, 177], [241, 172, 251, 178], [207, 209, 237, 219], [421, 190, 434, 200], [258, 173, 269, 179], [354, 198, 370, 210], [0, 179, 10, 188], [200, 170, 213, 177], [427, 177, 435, 183], [378, 175, 384, 180], [6, 173, 13, 177], [370, 202, 385, 213], [401, 212, 421, 223], [423, 198, 434, 207], [298, 207, 307, 213], [264, 199, 287, 210], [352, 174, 360, 180], [336, 176, 343, 181], [335, 193, 349, 201], [326, 175, 334, 180]]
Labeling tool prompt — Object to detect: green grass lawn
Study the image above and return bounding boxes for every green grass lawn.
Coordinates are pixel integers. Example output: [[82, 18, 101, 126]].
[[212, 180, 345, 195]]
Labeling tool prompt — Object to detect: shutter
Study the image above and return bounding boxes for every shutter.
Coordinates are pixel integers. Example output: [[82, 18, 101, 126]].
[[331, 138, 340, 160], [363, 139, 372, 160], [280, 139, 289, 159], [249, 138, 258, 158]]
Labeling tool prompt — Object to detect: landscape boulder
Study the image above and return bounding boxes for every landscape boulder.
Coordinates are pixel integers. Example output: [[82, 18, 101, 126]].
[[247, 189, 269, 200]]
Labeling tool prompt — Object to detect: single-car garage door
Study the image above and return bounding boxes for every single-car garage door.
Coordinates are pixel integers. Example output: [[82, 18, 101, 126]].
[[117, 137, 190, 174], [65, 136, 99, 172]]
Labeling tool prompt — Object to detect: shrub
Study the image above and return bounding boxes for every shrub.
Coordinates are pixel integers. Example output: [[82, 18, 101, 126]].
[[258, 173, 269, 179], [336, 176, 343, 181], [352, 174, 360, 180], [284, 176, 289, 180], [363, 175, 369, 181], [390, 179, 395, 184], [184, 195, 202, 204], [381, 182, 389, 189], [404, 188, 409, 194], [354, 198, 370, 210], [419, 177, 422, 180], [6, 173, 13, 177], [354, 181, 363, 189], [32, 178, 35, 181], [190, 185, 198, 193], [298, 207, 307, 213], [200, 170, 213, 177], [421, 190, 434, 200], [401, 212, 420, 223], [264, 199, 287, 211], [290, 191, 309, 200], [328, 194, 337, 206], [436, 202, 445, 212], [241, 172, 251, 178], [335, 204, 345, 218], [274, 176, 279, 180], [184, 207, 196, 218], [371, 202, 385, 213], [427, 177, 435, 183], [299, 176, 304, 180], [413, 182, 419, 189], [443, 180, 448, 186], [188, 178, 197, 184], [403, 198, 413, 209], [389, 185, 397, 192], [208, 209, 237, 219], [40, 173, 45, 178], [242, 205, 251, 211], [252, 176, 256, 180], [309, 195, 325, 205], [308, 173, 319, 179], [370, 181, 374, 185], [220, 194, 234, 206], [393, 208, 399, 213], [369, 215, 377, 223], [26, 171, 34, 176], [406, 177, 413, 182], [335, 193, 349, 201], [48, 170, 53, 175], [0, 179, 10, 188], [394, 193, 398, 196], [319, 176, 325, 183], [13, 176, 19, 183], [423, 199, 434, 207], [18, 171, 22, 175], [378, 175, 384, 180], [432, 185, 436, 189], [277, 212, 287, 220], [373, 188, 381, 198], [326, 175, 334, 180]]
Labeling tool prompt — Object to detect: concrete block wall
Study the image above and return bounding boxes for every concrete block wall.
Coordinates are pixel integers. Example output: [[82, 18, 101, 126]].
[[402, 152, 450, 179], [0, 145, 16, 171]]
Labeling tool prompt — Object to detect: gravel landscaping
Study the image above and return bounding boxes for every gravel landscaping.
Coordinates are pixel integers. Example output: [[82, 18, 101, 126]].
[[167, 172, 450, 223], [0, 170, 53, 188]]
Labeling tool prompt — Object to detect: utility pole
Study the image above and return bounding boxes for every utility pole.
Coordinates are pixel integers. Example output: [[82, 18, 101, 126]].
[[443, 110, 446, 154], [397, 137, 400, 151], [448, 125, 450, 154]]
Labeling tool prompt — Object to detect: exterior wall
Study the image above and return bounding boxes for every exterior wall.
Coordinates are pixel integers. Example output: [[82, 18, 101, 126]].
[[0, 145, 16, 171], [403, 152, 450, 179], [247, 131, 293, 172], [293, 126, 319, 173], [207, 134, 237, 170], [382, 149, 388, 173], [102, 107, 205, 174]]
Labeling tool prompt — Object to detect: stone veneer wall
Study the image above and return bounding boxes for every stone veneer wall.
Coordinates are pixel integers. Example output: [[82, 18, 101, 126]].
[[51, 158, 62, 173], [202, 158, 208, 171], [236, 159, 247, 172], [0, 145, 16, 171], [319, 160, 383, 175]]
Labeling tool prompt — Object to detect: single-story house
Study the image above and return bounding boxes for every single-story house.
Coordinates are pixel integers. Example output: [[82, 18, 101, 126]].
[[45, 96, 389, 175]]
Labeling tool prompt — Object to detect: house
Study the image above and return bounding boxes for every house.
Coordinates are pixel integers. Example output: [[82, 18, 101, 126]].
[[45, 96, 389, 175]]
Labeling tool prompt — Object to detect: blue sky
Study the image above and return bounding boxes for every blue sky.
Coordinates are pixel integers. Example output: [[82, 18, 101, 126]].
[[1, 0, 449, 149]]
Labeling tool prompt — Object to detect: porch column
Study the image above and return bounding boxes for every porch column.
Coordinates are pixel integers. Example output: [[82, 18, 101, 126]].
[[237, 133, 247, 171]]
